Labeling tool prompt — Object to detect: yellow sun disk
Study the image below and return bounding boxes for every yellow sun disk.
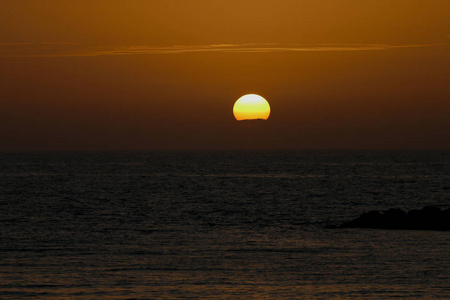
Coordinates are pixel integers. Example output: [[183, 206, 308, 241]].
[[233, 94, 271, 121]]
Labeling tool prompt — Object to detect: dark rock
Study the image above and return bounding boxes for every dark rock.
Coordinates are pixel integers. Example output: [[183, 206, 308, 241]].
[[340, 210, 383, 229], [443, 208, 450, 216], [337, 206, 450, 231]]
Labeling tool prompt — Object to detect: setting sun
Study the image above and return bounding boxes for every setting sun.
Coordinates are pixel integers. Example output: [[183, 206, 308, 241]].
[[233, 94, 271, 121]]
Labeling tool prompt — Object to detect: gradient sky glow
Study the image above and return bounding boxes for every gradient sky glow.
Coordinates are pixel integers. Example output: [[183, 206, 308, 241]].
[[1, 0, 449, 150]]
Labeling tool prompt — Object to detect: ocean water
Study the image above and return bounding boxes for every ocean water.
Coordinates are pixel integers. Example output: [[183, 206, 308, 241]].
[[0, 150, 449, 299]]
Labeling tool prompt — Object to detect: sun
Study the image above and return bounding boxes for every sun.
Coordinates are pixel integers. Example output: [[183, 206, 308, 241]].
[[233, 94, 271, 121]]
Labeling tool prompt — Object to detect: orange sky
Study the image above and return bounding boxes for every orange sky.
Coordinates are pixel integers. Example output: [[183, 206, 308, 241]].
[[1, 0, 449, 150]]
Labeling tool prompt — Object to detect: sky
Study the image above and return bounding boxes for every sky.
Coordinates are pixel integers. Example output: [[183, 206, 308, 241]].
[[1, 0, 449, 151]]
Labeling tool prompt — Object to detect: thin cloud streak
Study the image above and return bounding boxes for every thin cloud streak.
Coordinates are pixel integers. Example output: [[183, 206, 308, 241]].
[[0, 43, 445, 58], [84, 43, 446, 56], [0, 42, 33, 46], [39, 42, 79, 45]]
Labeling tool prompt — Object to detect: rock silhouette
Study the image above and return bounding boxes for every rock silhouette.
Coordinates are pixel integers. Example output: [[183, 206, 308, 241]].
[[337, 206, 450, 231]]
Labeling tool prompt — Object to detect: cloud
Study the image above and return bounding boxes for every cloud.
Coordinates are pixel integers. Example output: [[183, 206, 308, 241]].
[[38, 42, 79, 45], [84, 43, 445, 56], [0, 42, 33, 46], [0, 42, 445, 58]]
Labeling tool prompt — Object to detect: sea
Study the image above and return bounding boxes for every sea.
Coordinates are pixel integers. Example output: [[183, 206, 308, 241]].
[[0, 150, 449, 299]]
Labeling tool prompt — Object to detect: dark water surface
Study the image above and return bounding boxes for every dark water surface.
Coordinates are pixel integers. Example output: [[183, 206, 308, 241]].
[[1, 150, 449, 299]]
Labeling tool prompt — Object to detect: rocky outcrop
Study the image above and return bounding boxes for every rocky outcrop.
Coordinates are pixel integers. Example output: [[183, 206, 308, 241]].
[[337, 206, 450, 231]]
